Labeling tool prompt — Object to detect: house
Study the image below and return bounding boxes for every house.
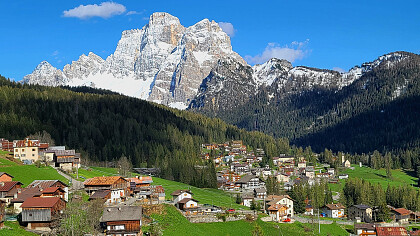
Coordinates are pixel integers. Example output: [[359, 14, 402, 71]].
[[321, 203, 346, 218], [236, 175, 264, 190], [265, 195, 294, 217], [11, 187, 42, 213], [176, 198, 199, 211], [354, 223, 376, 236], [298, 162, 307, 168], [83, 176, 129, 203], [231, 163, 249, 175], [348, 204, 373, 223], [338, 174, 349, 179], [276, 173, 290, 183], [376, 227, 408, 236], [27, 180, 69, 201], [0, 181, 23, 203], [0, 200, 5, 229], [53, 149, 81, 172], [171, 190, 193, 204], [151, 185, 165, 202], [343, 160, 351, 168], [13, 138, 49, 163], [277, 156, 295, 164], [304, 204, 314, 215], [21, 197, 66, 232], [100, 206, 142, 236], [305, 166, 315, 179], [391, 208, 411, 224], [242, 194, 254, 207], [89, 190, 112, 203], [268, 204, 288, 222], [38, 187, 66, 199], [0, 139, 13, 152], [327, 168, 335, 176], [254, 187, 267, 199], [0, 172, 13, 182]]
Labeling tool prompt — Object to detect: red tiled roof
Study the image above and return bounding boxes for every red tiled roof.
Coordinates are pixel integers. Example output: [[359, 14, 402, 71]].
[[0, 181, 22, 192], [393, 208, 411, 215], [21, 197, 61, 208], [83, 176, 127, 186], [376, 227, 408, 236], [0, 172, 14, 179], [42, 187, 64, 193], [268, 204, 287, 211], [324, 203, 346, 210], [154, 185, 164, 193]]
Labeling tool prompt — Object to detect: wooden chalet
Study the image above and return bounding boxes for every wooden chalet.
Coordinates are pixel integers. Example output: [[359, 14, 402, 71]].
[[268, 204, 288, 222], [39, 187, 66, 199], [84, 176, 129, 203], [27, 180, 69, 201], [391, 208, 411, 224], [0, 139, 13, 152], [0, 181, 23, 202], [89, 190, 112, 203], [51, 149, 81, 172], [100, 206, 142, 236], [0, 172, 13, 182], [11, 187, 42, 213], [21, 197, 66, 231]]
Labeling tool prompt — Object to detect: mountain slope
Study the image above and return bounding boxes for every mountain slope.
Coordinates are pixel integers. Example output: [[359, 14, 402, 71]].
[[191, 51, 420, 154]]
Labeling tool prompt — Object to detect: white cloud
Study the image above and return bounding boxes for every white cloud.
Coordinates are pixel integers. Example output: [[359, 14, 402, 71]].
[[333, 67, 346, 73], [63, 2, 126, 19], [218, 22, 235, 37], [52, 50, 59, 56], [245, 39, 310, 64]]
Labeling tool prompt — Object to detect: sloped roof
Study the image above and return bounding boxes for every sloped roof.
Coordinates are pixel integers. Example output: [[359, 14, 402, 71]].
[[324, 203, 346, 210], [11, 187, 42, 203], [100, 206, 142, 222], [0, 181, 22, 192], [352, 204, 371, 210], [83, 176, 127, 186], [177, 198, 198, 204], [376, 227, 408, 236], [89, 190, 111, 199], [268, 204, 287, 211], [236, 174, 258, 184], [21, 197, 61, 208], [0, 172, 14, 178], [171, 190, 192, 196], [42, 187, 64, 193], [393, 208, 411, 215], [27, 180, 68, 188]]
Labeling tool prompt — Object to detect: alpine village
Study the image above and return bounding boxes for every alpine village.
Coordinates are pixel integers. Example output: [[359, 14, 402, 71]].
[[1, 3, 420, 236]]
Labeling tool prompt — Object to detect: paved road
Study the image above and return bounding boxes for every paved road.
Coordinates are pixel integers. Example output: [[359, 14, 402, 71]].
[[54, 168, 84, 190]]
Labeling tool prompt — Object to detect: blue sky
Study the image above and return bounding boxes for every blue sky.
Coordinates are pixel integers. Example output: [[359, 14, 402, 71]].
[[1, 0, 419, 80]]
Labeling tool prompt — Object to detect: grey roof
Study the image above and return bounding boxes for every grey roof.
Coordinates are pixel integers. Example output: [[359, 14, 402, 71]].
[[352, 204, 371, 210], [254, 187, 266, 193], [236, 174, 257, 184], [100, 206, 142, 222]]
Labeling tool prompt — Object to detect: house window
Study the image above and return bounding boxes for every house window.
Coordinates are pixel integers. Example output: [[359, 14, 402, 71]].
[[32, 154, 35, 157], [114, 225, 125, 230], [29, 213, 32, 216], [32, 149, 35, 151], [22, 149, 25, 152], [15, 149, 18, 152]]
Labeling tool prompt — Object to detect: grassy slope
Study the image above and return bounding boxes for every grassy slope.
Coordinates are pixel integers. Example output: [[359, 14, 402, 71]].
[[328, 165, 417, 193], [0, 156, 68, 186], [150, 204, 349, 236], [0, 222, 37, 236], [78, 167, 247, 209]]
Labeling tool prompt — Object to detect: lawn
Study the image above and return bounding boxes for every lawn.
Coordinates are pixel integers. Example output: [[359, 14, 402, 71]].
[[0, 157, 19, 167], [0, 160, 68, 186], [0, 221, 37, 236], [328, 165, 417, 193], [152, 177, 247, 209], [148, 204, 349, 236]]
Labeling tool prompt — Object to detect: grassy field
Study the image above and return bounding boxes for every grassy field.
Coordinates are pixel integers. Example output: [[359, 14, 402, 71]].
[[0, 157, 68, 186], [0, 221, 37, 236], [328, 165, 417, 193], [74, 166, 247, 209], [148, 204, 349, 236]]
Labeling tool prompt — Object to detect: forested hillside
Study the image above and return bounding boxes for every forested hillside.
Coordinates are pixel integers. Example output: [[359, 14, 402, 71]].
[[0, 76, 289, 187], [196, 52, 420, 155]]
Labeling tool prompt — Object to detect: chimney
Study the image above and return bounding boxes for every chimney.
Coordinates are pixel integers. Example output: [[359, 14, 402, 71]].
[[0, 182, 4, 187]]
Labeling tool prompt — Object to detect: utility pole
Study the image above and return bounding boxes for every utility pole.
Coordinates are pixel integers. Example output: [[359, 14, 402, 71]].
[[318, 208, 320, 234]]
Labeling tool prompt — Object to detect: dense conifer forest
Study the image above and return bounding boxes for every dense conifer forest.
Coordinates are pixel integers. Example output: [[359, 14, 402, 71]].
[[0, 75, 289, 187]]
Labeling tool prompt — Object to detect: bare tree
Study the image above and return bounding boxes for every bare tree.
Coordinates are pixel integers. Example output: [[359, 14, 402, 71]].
[[28, 130, 55, 146], [117, 155, 132, 177]]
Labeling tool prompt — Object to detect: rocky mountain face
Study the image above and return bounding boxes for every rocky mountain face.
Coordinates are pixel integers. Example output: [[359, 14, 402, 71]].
[[23, 12, 243, 109]]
